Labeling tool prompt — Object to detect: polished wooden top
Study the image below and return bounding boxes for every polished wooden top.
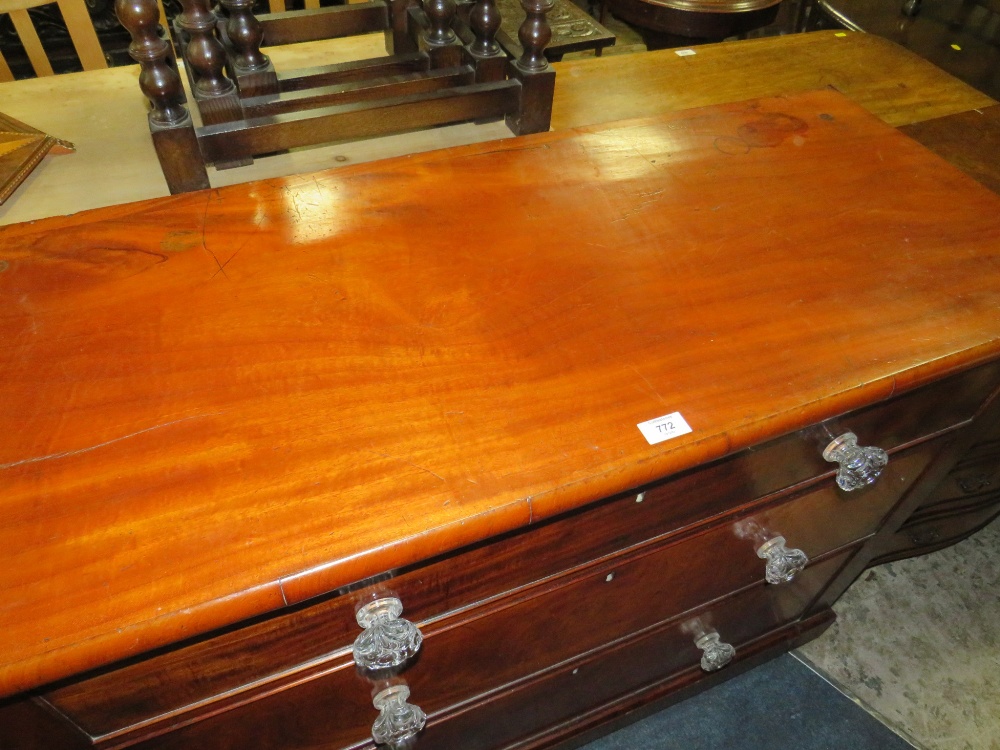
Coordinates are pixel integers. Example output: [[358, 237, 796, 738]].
[[550, 31, 994, 130], [3, 88, 1000, 697], [0, 30, 993, 225]]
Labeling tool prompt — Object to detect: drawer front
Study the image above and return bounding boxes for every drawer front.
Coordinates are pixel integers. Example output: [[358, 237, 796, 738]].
[[46, 360, 984, 741], [126, 551, 852, 750], [416, 557, 849, 750], [47, 440, 935, 744], [640, 360, 1000, 521], [748, 442, 937, 560], [122, 428, 921, 747]]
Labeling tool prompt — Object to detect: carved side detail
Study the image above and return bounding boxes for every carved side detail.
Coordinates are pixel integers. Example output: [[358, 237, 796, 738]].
[[957, 472, 993, 495]]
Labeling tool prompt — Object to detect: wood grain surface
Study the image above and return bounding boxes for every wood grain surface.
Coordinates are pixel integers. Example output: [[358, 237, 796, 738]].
[[549, 31, 995, 130], [3, 88, 1000, 697]]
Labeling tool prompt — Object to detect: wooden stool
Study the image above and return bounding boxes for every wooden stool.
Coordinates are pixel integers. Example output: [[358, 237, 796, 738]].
[[116, 0, 558, 193]]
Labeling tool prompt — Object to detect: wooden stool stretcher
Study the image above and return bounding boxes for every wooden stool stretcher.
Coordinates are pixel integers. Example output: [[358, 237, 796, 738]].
[[116, 0, 557, 193]]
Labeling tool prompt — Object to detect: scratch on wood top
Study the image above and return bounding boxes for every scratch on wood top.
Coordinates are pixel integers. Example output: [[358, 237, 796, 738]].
[[0, 413, 222, 471]]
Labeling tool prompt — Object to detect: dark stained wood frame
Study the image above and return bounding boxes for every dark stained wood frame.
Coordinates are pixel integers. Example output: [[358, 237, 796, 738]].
[[114, 0, 557, 193]]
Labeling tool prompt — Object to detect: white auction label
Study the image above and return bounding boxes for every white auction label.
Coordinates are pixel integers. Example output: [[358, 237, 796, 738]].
[[637, 412, 693, 445]]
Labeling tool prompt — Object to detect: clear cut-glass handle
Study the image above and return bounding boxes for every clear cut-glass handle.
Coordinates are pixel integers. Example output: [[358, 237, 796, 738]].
[[352, 597, 423, 671], [822, 432, 888, 492], [756, 536, 808, 584], [695, 632, 736, 672], [371, 685, 426, 746]]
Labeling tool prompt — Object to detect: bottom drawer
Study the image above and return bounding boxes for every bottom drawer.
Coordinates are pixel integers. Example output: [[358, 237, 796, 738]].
[[118, 549, 852, 750], [414, 551, 849, 750], [420, 617, 836, 750]]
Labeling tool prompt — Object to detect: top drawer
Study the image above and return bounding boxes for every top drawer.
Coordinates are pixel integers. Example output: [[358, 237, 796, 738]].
[[649, 360, 1000, 520], [41, 361, 1000, 742]]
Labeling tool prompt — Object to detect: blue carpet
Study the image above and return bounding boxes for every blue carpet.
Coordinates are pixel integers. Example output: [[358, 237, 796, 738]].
[[578, 655, 915, 750]]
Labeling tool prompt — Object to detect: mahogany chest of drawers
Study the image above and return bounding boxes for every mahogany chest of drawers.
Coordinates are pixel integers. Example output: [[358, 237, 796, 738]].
[[2, 89, 1000, 749]]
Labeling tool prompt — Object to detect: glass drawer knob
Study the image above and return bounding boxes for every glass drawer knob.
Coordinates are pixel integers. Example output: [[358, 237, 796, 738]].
[[372, 685, 426, 746], [353, 597, 423, 671], [757, 536, 808, 584], [822, 432, 888, 492], [695, 632, 736, 672]]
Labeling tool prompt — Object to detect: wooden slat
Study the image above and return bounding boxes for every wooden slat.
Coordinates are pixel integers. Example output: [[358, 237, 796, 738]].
[[8, 8, 53, 77], [57, 0, 108, 71], [1, 0, 104, 76], [198, 79, 519, 160], [278, 51, 428, 92], [0, 48, 13, 82], [259, 3, 388, 46], [0, 0, 53, 9], [245, 66, 477, 117]]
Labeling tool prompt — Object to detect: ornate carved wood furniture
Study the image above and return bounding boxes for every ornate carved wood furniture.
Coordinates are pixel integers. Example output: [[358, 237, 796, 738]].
[[495, 0, 615, 61], [115, 0, 557, 194], [2, 89, 1000, 749]]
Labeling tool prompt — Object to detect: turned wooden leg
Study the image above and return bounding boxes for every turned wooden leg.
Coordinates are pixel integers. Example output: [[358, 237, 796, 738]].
[[116, 0, 210, 194], [219, 0, 278, 96], [176, 0, 241, 125], [421, 0, 463, 67], [506, 0, 555, 135], [515, 0, 552, 72], [467, 0, 506, 82]]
